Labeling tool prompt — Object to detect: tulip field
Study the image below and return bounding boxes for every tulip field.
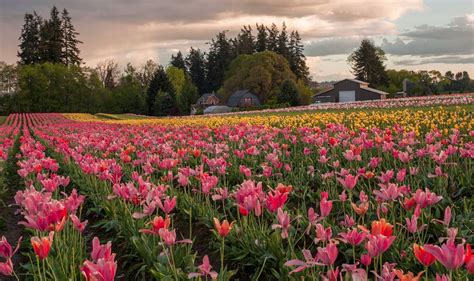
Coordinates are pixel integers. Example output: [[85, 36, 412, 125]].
[[0, 97, 473, 280]]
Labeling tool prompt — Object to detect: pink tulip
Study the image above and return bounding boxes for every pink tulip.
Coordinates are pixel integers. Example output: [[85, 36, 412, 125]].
[[339, 229, 366, 246], [188, 255, 218, 279], [361, 254, 371, 266], [424, 240, 465, 270], [320, 192, 333, 217], [365, 234, 396, 257], [413, 188, 442, 209], [317, 243, 338, 265], [272, 208, 291, 239], [435, 274, 450, 281], [91, 237, 114, 262], [157, 196, 177, 214], [0, 259, 13, 276], [337, 174, 359, 190], [81, 258, 117, 281], [266, 190, 288, 213], [443, 207, 452, 226], [70, 214, 88, 233], [314, 224, 332, 243], [158, 228, 192, 246], [0, 236, 22, 259], [285, 249, 324, 274]]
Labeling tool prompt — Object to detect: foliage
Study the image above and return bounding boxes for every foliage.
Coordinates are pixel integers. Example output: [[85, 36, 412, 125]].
[[185, 48, 207, 95], [18, 6, 82, 66], [170, 51, 186, 72], [222, 51, 296, 104], [177, 77, 199, 115], [146, 66, 176, 115], [277, 79, 300, 106], [348, 39, 389, 88], [380, 69, 474, 95]]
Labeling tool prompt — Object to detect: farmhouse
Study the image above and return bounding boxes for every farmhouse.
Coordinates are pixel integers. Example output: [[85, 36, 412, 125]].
[[313, 79, 388, 103], [227, 90, 261, 107], [196, 93, 220, 106]]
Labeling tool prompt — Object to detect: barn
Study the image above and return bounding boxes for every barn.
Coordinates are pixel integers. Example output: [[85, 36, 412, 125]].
[[313, 79, 388, 103], [227, 90, 261, 107]]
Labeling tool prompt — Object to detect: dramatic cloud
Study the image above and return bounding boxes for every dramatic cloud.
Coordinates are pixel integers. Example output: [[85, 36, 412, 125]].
[[0, 0, 423, 66], [381, 14, 474, 56]]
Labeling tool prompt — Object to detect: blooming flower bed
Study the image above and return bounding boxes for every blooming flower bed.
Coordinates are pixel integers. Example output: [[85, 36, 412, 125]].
[[1, 103, 474, 280]]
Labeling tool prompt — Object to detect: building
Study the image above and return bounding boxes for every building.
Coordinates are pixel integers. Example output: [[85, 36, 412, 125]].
[[203, 105, 232, 114], [196, 93, 220, 107], [227, 90, 261, 107], [313, 79, 388, 103]]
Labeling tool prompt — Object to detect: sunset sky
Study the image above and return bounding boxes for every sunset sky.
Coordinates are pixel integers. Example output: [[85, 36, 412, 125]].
[[1, 0, 473, 81]]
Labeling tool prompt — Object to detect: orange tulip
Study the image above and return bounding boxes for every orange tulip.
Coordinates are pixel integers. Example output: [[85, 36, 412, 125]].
[[31, 232, 54, 260], [413, 244, 436, 267], [351, 202, 369, 216], [370, 218, 393, 236], [393, 269, 424, 281], [213, 218, 234, 238]]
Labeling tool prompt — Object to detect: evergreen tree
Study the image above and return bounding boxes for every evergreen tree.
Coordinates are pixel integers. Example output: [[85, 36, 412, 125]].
[[277, 79, 300, 106], [39, 6, 64, 64], [206, 31, 234, 92], [61, 8, 82, 66], [153, 91, 175, 116], [266, 23, 279, 52], [146, 66, 176, 115], [170, 51, 187, 71], [348, 39, 389, 87], [277, 22, 290, 60], [255, 24, 267, 52], [289, 31, 310, 82], [18, 12, 42, 65], [233, 25, 255, 55], [186, 47, 207, 95]]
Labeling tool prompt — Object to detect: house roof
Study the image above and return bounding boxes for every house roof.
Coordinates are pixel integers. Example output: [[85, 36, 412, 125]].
[[197, 93, 218, 103], [227, 90, 260, 107], [334, 78, 369, 86], [313, 87, 334, 97], [313, 78, 389, 98], [362, 87, 389, 95]]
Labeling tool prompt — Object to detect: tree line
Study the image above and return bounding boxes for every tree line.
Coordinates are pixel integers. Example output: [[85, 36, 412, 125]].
[[171, 23, 310, 96], [1, 9, 313, 115]]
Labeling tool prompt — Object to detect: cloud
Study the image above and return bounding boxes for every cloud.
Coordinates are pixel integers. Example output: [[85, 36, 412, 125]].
[[393, 55, 474, 66], [0, 0, 423, 65], [382, 14, 474, 56], [304, 37, 361, 56]]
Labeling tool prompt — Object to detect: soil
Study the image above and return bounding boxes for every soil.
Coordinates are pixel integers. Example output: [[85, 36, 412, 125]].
[[0, 151, 26, 281]]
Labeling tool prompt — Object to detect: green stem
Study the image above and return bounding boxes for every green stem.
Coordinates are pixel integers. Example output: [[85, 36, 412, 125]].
[[220, 238, 225, 274]]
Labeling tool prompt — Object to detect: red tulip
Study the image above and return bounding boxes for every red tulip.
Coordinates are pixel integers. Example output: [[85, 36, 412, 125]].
[[413, 244, 436, 267], [139, 215, 171, 236], [31, 232, 54, 260], [465, 244, 474, 274], [214, 218, 234, 238], [370, 218, 393, 236]]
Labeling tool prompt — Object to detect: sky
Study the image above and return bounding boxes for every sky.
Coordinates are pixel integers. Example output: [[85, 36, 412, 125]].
[[0, 0, 473, 81]]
